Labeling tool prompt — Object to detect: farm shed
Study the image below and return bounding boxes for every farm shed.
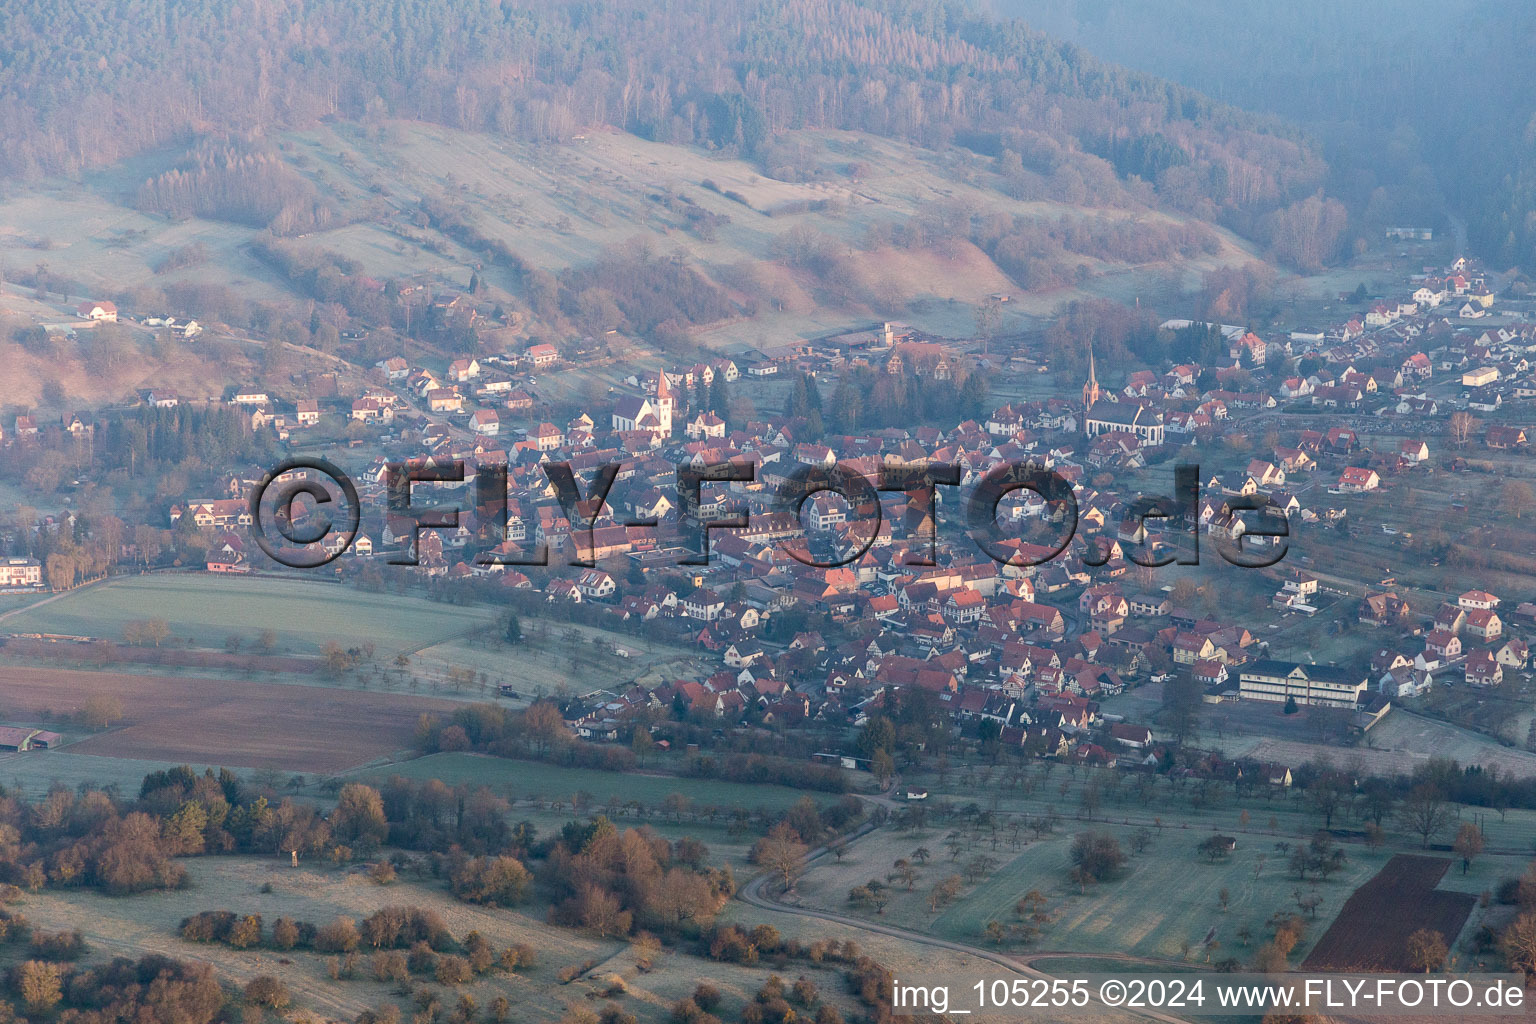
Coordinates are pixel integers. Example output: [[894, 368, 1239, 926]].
[[0, 727, 62, 751]]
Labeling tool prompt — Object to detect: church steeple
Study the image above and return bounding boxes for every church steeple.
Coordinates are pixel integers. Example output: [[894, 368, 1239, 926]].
[[1082, 343, 1100, 411], [654, 370, 674, 435]]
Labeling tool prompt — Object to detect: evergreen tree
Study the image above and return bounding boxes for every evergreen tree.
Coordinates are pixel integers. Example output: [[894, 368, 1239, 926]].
[[829, 380, 862, 433]]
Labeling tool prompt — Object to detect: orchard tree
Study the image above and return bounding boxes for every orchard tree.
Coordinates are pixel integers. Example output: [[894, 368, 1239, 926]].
[[1406, 929, 1448, 974], [1453, 822, 1485, 874]]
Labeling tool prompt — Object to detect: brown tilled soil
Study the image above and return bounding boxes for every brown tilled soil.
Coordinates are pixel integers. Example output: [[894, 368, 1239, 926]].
[[1301, 854, 1475, 972], [0, 665, 458, 772]]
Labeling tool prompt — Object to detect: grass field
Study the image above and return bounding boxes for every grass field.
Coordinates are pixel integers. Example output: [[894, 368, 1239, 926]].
[[796, 819, 1522, 965], [409, 623, 701, 704], [6, 849, 1155, 1024], [16, 854, 852, 1024], [4, 574, 494, 656], [900, 755, 1536, 858], [0, 749, 224, 799], [931, 825, 1383, 960], [370, 753, 842, 814]]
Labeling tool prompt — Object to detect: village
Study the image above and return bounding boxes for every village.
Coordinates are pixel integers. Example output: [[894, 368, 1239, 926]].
[[4, 246, 1535, 790]]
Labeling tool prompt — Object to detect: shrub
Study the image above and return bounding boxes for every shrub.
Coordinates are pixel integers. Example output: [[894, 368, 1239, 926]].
[[245, 976, 290, 1008], [407, 941, 439, 976], [434, 956, 473, 986], [272, 917, 301, 950], [29, 930, 87, 961], [180, 911, 237, 944], [315, 917, 361, 953], [360, 907, 453, 951], [373, 951, 409, 984], [449, 856, 531, 906], [228, 915, 263, 950]]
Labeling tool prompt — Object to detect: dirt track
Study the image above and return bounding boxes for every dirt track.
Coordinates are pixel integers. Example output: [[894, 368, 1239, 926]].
[[0, 666, 459, 772]]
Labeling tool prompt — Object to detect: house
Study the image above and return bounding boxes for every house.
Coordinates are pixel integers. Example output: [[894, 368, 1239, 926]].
[[470, 409, 500, 436], [377, 356, 410, 380], [1109, 724, 1152, 749], [448, 358, 481, 382], [575, 569, 617, 600], [1466, 650, 1503, 688], [527, 344, 559, 367], [685, 412, 727, 440], [682, 589, 725, 621], [1380, 667, 1433, 699], [295, 399, 321, 427], [1193, 659, 1228, 688], [529, 422, 563, 451], [943, 589, 987, 624], [351, 397, 395, 424], [1465, 608, 1502, 641], [1496, 638, 1530, 670], [1486, 426, 1527, 450], [1459, 590, 1500, 611], [0, 558, 43, 588], [1425, 629, 1462, 660], [1434, 603, 1467, 634], [77, 300, 117, 322], [1359, 592, 1411, 627], [177, 499, 253, 529], [1246, 459, 1285, 488], [1336, 467, 1380, 493], [1280, 570, 1318, 600], [1173, 632, 1220, 665]]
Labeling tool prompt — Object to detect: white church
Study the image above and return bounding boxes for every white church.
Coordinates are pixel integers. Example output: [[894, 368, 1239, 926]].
[[611, 372, 674, 438]]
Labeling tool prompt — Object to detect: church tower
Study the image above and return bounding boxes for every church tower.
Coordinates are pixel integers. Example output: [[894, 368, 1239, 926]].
[[1082, 344, 1100, 411], [654, 371, 674, 436]]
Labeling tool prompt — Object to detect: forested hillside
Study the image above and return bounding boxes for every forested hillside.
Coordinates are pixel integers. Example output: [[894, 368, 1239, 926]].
[[992, 0, 1536, 269], [0, 0, 1329, 251]]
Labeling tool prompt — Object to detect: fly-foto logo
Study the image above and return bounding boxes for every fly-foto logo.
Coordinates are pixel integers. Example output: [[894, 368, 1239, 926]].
[[247, 457, 1288, 571]]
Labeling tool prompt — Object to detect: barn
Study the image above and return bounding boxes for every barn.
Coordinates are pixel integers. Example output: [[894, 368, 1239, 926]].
[[0, 727, 62, 751]]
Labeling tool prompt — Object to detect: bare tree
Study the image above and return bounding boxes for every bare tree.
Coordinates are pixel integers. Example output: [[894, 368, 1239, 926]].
[[1448, 411, 1477, 449], [1399, 786, 1455, 849], [81, 694, 124, 731], [757, 824, 808, 893]]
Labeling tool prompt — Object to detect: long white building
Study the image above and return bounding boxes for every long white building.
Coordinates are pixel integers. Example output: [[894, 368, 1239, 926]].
[[1238, 660, 1368, 709]]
